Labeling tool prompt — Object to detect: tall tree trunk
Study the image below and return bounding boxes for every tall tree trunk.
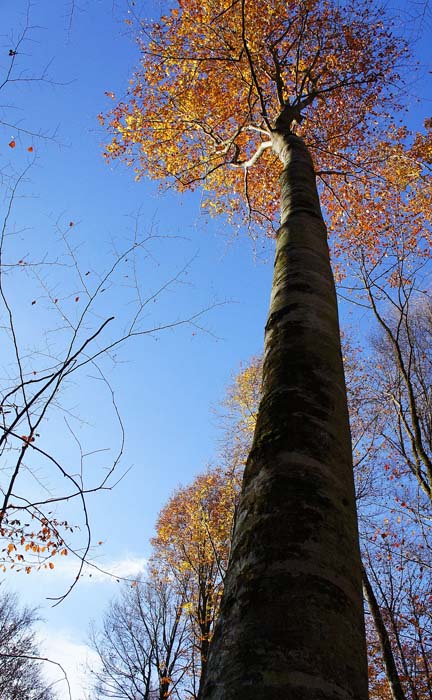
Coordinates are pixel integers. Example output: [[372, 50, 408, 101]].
[[198, 134, 368, 700]]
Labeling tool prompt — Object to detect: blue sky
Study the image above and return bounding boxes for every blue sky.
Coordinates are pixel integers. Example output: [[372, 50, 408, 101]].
[[0, 1, 431, 698]]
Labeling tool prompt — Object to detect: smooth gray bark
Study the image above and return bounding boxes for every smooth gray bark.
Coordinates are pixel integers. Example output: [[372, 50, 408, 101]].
[[198, 134, 368, 700]]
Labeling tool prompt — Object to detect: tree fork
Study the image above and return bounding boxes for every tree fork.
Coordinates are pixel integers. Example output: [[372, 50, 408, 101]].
[[199, 134, 368, 700]]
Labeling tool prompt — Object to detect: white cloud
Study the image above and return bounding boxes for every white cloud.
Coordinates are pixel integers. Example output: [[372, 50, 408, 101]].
[[38, 629, 100, 700], [81, 555, 148, 583], [33, 554, 148, 585]]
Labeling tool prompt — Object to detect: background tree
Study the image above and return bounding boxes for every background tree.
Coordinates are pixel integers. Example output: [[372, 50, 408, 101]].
[[362, 264, 432, 507], [363, 522, 432, 700], [151, 467, 236, 694], [89, 575, 192, 700], [91, 466, 237, 699], [0, 587, 59, 699]]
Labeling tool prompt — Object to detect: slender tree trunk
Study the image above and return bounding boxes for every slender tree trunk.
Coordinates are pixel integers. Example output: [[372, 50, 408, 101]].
[[362, 565, 406, 700], [199, 134, 368, 700]]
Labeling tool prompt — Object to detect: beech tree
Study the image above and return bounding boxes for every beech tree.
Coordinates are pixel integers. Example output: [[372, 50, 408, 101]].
[[100, 0, 416, 697]]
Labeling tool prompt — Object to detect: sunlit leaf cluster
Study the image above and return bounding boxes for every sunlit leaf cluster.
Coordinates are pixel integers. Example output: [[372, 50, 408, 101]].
[[101, 0, 407, 236]]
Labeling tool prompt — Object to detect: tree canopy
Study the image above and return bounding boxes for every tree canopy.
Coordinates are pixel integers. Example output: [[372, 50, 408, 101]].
[[101, 0, 407, 235]]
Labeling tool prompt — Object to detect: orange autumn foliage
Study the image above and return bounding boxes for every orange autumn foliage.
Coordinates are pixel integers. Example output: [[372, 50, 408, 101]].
[[324, 121, 432, 265], [101, 0, 407, 238], [219, 355, 263, 475], [151, 467, 238, 674], [0, 513, 71, 574]]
